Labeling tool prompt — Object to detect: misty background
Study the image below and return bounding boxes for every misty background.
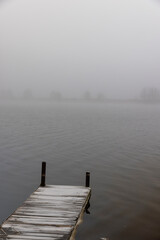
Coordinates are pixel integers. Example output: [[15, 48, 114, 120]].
[[0, 0, 160, 99], [1, 2, 160, 239]]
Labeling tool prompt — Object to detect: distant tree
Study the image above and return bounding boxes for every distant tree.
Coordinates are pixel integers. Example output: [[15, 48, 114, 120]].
[[97, 93, 105, 101], [140, 87, 160, 102], [49, 91, 62, 101], [83, 91, 91, 101], [23, 89, 33, 100]]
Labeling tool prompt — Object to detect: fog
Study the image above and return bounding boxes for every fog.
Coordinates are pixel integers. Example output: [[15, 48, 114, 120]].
[[0, 0, 160, 99]]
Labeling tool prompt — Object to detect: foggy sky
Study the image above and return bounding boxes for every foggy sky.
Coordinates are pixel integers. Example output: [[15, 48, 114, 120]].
[[0, 0, 160, 99]]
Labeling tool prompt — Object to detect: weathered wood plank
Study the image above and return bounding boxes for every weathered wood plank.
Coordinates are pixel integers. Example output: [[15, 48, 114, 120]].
[[0, 185, 91, 240]]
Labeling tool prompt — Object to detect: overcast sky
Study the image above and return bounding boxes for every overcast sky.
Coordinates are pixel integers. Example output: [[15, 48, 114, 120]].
[[0, 0, 160, 98]]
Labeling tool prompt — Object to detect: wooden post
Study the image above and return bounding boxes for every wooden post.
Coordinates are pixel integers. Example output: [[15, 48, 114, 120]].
[[40, 162, 46, 187], [85, 172, 90, 187]]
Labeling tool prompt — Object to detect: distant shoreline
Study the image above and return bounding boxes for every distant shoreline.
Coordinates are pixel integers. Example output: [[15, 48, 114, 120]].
[[1, 98, 160, 104]]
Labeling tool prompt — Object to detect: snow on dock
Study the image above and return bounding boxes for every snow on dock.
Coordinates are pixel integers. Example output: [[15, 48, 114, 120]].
[[0, 185, 91, 240], [0, 163, 91, 240]]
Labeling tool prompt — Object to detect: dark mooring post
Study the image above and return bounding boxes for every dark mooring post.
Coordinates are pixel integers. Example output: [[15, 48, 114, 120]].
[[85, 171, 90, 187], [40, 162, 46, 187]]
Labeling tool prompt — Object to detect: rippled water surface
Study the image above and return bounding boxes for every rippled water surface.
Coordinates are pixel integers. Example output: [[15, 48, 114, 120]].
[[0, 101, 160, 240]]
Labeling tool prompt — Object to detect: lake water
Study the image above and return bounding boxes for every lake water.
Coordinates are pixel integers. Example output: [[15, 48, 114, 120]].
[[0, 101, 160, 240]]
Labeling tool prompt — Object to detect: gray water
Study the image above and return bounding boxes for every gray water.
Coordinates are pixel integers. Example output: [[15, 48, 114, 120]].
[[0, 101, 160, 240]]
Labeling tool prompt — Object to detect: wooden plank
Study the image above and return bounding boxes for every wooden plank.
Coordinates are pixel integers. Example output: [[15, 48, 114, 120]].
[[0, 185, 91, 240]]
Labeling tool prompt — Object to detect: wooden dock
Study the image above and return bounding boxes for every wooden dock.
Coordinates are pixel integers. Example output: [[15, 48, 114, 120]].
[[0, 163, 91, 240]]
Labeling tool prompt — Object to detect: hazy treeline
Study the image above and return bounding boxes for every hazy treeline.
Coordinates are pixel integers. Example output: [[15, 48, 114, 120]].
[[0, 89, 106, 102], [1, 87, 160, 103], [140, 88, 160, 102]]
